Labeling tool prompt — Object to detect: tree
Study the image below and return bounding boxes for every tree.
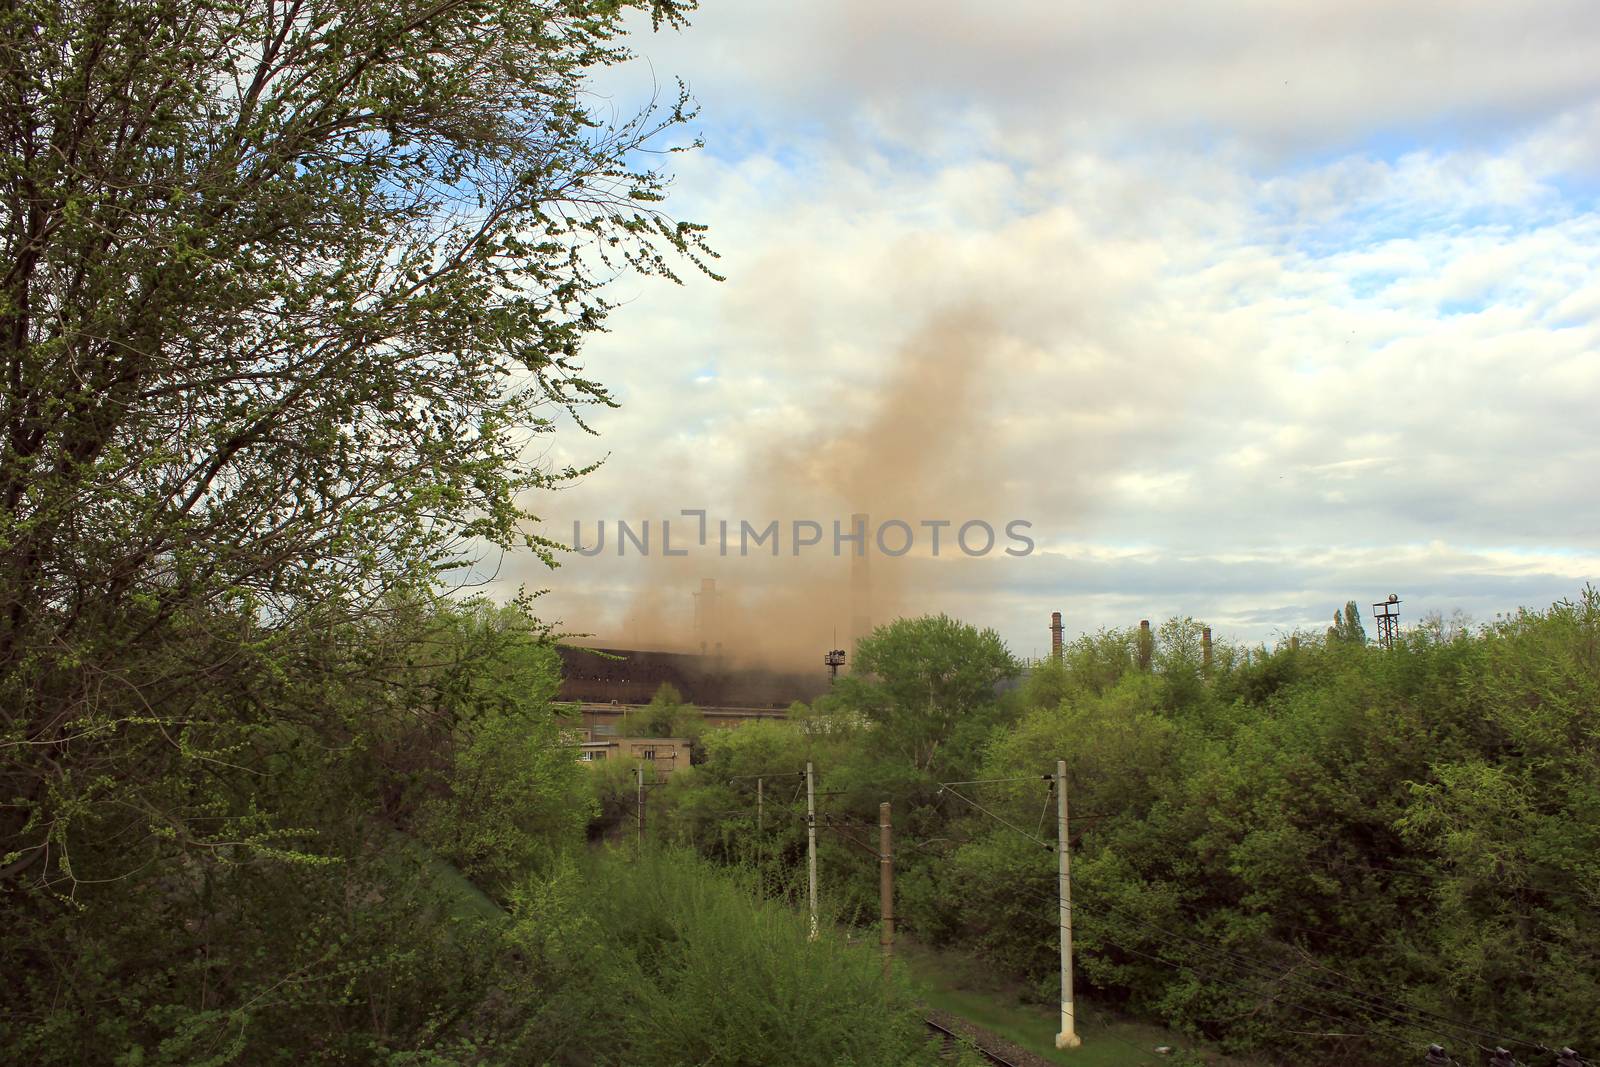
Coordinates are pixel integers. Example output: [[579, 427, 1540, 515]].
[[2, 0, 709, 895], [632, 681, 706, 751], [1328, 600, 1368, 645], [0, 1, 714, 1056], [836, 614, 1017, 773]]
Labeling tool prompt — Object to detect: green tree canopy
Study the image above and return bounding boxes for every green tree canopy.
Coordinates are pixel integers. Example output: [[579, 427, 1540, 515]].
[[1328, 599, 1369, 645], [632, 681, 706, 747], [2, 0, 711, 896], [835, 614, 1017, 773], [0, 2, 717, 1057]]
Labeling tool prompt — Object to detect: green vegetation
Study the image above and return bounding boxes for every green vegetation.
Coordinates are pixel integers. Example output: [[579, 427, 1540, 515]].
[[588, 849, 936, 1067], [902, 939, 1236, 1067], [4, 0, 1595, 1062], [0, 1, 882, 1061], [659, 596, 1600, 1064], [629, 683, 710, 750]]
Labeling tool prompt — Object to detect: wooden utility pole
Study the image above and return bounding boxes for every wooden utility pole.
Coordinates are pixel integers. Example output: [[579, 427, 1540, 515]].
[[1055, 759, 1081, 1049], [636, 764, 645, 853], [806, 761, 818, 940], [756, 776, 763, 833], [756, 776, 764, 899], [879, 801, 894, 968]]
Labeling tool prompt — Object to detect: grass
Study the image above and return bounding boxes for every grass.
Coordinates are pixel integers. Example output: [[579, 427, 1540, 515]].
[[898, 939, 1261, 1067]]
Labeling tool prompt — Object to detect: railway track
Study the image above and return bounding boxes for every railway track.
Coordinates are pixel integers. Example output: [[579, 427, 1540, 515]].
[[924, 1014, 1023, 1067]]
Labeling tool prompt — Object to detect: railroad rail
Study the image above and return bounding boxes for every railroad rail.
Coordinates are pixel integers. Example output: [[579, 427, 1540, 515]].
[[924, 1015, 1022, 1067]]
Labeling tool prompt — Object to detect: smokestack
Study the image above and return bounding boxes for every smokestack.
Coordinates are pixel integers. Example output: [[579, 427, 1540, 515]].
[[1137, 619, 1153, 672], [694, 578, 718, 656], [1050, 611, 1064, 662], [1202, 626, 1213, 673], [849, 512, 870, 658]]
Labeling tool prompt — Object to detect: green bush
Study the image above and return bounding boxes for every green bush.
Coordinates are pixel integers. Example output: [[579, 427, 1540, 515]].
[[585, 849, 936, 1067]]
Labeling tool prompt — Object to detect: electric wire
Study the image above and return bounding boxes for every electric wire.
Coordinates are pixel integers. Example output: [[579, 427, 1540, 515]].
[[1309, 858, 1599, 906], [934, 793, 1564, 1053], [819, 816, 881, 859], [1004, 881, 1547, 1055], [938, 776, 1051, 787], [1034, 781, 1053, 840], [939, 794, 1552, 1056], [690, 766, 1580, 1059], [938, 785, 1054, 850], [1005, 885, 1429, 1054]]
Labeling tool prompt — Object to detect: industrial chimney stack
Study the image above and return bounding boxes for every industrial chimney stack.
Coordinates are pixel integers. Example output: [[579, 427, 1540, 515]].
[[1050, 611, 1064, 662], [849, 512, 870, 660], [694, 578, 718, 656]]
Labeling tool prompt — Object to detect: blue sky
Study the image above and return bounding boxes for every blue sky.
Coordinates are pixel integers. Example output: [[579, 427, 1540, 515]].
[[489, 0, 1600, 664]]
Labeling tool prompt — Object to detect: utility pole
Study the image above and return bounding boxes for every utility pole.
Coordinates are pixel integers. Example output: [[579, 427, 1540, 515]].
[[879, 801, 894, 969], [806, 761, 818, 941], [1055, 759, 1081, 1050], [756, 776, 764, 899], [636, 764, 645, 854]]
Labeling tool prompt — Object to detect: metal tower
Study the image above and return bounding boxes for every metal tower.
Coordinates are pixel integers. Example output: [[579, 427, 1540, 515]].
[[1372, 594, 1401, 650]]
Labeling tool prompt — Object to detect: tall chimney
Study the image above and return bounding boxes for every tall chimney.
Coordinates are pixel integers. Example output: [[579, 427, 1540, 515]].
[[694, 578, 717, 656], [849, 512, 870, 658], [1202, 626, 1213, 673], [1050, 611, 1064, 662], [1137, 619, 1153, 671]]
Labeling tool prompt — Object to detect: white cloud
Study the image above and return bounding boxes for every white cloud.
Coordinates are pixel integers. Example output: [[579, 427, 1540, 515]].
[[482, 6, 1600, 659], [629, 0, 1600, 158]]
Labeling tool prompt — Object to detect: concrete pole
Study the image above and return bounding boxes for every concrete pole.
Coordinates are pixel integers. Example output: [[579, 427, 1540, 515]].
[[879, 801, 894, 969], [806, 762, 819, 940], [1056, 759, 1081, 1049]]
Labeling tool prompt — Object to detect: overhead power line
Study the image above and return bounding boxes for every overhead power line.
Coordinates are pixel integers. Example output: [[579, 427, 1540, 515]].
[[1004, 882, 1550, 1055], [938, 785, 1055, 851]]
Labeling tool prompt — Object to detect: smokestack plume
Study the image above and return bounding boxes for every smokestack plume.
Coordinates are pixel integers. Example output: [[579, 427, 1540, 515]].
[[1050, 611, 1064, 662], [547, 308, 1032, 670], [694, 578, 718, 656], [849, 512, 870, 659]]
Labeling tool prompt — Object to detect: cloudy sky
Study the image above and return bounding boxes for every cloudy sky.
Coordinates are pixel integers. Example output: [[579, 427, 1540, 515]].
[[493, 0, 1600, 662]]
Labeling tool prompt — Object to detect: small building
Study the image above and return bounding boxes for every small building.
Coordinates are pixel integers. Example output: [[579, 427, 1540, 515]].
[[577, 736, 692, 778]]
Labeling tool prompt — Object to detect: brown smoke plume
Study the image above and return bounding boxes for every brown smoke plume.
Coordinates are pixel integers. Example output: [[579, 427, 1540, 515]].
[[550, 305, 1023, 671]]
